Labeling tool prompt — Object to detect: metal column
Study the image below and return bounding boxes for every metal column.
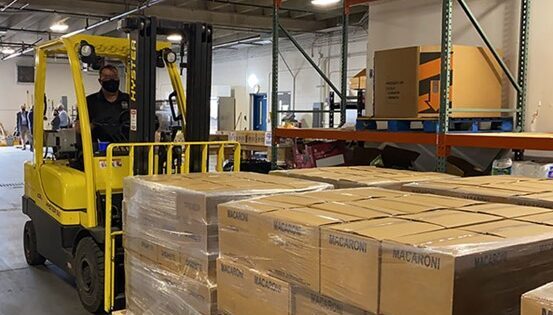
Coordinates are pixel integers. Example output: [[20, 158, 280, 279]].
[[437, 0, 453, 172], [186, 23, 213, 172], [340, 3, 349, 127], [127, 16, 158, 175], [516, 0, 530, 132], [271, 0, 280, 166]]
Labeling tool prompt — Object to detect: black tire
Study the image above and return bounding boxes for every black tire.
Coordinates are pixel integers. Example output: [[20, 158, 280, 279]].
[[23, 220, 46, 266], [74, 237, 104, 314]]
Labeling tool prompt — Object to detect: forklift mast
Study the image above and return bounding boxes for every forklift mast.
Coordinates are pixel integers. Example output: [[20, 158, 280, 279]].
[[121, 16, 213, 174]]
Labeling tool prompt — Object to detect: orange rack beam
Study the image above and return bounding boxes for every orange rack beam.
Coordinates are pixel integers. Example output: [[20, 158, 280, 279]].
[[276, 129, 553, 152], [275, 128, 437, 145], [445, 133, 553, 151]]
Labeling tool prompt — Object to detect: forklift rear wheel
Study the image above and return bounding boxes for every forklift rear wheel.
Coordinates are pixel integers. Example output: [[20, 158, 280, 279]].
[[23, 221, 46, 266], [75, 237, 104, 314]]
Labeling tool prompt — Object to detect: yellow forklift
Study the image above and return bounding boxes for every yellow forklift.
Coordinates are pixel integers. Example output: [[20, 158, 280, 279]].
[[22, 16, 239, 314]]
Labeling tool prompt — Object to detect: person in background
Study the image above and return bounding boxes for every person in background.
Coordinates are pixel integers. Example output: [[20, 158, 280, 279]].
[[27, 106, 34, 152], [16, 105, 30, 150], [51, 110, 61, 131], [58, 105, 70, 129]]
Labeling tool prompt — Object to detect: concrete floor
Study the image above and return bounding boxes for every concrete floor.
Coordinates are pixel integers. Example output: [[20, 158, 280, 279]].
[[0, 147, 90, 315]]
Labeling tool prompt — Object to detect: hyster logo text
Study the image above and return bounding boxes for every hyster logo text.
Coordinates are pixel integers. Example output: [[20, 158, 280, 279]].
[[130, 40, 137, 102], [328, 234, 367, 253], [220, 264, 244, 279], [392, 249, 441, 270], [254, 275, 282, 293], [227, 210, 248, 222], [310, 293, 343, 314], [273, 220, 303, 235]]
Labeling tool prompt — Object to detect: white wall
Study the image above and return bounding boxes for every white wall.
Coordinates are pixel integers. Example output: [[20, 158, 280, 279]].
[[0, 57, 99, 132], [212, 28, 370, 128], [526, 0, 553, 132]]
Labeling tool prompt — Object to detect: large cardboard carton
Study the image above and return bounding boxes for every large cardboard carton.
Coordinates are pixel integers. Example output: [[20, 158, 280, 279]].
[[259, 208, 362, 291], [400, 209, 501, 228], [320, 218, 442, 313], [126, 252, 217, 315], [293, 287, 369, 315], [380, 221, 553, 315], [272, 166, 455, 189], [521, 282, 553, 315], [459, 203, 551, 219], [216, 257, 291, 315], [374, 45, 502, 118], [403, 176, 553, 209]]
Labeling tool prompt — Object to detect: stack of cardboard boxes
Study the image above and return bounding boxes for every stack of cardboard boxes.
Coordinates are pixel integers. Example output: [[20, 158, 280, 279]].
[[217, 187, 553, 315], [403, 175, 553, 209], [272, 166, 455, 189], [522, 282, 553, 315], [122, 172, 332, 315]]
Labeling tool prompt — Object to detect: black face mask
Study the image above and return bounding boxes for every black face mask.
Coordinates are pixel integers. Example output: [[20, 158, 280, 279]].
[[101, 79, 120, 93]]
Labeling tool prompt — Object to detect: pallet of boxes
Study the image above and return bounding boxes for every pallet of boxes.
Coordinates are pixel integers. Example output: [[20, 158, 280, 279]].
[[122, 172, 332, 315], [217, 172, 553, 315]]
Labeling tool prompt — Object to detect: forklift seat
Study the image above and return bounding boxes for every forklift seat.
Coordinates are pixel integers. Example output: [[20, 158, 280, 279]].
[[40, 164, 87, 210]]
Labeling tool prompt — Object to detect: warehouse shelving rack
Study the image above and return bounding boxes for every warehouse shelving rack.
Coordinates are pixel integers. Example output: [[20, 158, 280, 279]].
[[271, 0, 539, 172]]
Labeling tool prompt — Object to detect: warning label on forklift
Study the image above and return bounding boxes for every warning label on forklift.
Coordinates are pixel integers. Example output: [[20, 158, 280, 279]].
[[130, 109, 137, 131]]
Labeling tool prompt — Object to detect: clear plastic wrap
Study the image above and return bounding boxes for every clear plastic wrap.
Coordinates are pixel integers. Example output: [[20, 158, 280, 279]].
[[271, 166, 456, 189], [126, 252, 216, 315], [403, 175, 553, 208], [218, 186, 553, 315], [123, 172, 332, 315]]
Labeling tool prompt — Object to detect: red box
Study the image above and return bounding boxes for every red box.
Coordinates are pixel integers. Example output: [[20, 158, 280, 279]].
[[293, 141, 346, 169]]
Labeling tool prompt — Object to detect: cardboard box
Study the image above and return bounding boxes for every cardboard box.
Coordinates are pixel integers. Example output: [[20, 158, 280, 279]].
[[271, 166, 455, 189], [401, 209, 501, 228], [293, 287, 369, 315], [259, 208, 362, 291], [349, 69, 367, 90], [217, 257, 291, 315], [521, 282, 553, 315], [374, 45, 502, 118], [320, 218, 443, 313], [125, 235, 217, 282], [380, 221, 553, 315], [403, 176, 553, 209], [293, 141, 347, 169], [126, 252, 217, 315], [459, 203, 551, 219], [125, 172, 332, 225]]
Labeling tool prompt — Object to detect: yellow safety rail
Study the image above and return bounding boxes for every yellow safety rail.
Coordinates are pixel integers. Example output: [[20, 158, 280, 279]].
[[103, 141, 241, 312]]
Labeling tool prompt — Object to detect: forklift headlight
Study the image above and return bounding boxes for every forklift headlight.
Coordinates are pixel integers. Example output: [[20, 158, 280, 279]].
[[164, 50, 177, 64], [79, 42, 94, 58]]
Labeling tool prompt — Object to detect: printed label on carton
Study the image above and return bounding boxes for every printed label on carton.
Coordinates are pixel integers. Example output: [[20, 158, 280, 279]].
[[391, 249, 441, 270], [328, 234, 368, 253]]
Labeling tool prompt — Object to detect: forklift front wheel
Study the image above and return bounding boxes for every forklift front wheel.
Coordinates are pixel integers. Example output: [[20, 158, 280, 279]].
[[23, 221, 46, 266], [75, 237, 104, 314]]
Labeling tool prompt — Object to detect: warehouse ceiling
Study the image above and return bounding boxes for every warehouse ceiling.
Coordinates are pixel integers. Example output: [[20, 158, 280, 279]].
[[0, 0, 368, 58]]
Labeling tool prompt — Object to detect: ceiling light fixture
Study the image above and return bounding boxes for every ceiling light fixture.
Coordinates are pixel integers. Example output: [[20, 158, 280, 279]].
[[311, 0, 340, 6], [1, 47, 15, 54], [167, 34, 182, 42], [50, 22, 69, 33]]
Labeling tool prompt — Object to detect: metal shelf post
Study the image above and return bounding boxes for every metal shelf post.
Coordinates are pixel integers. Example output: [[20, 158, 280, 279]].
[[271, 0, 281, 166], [437, 0, 454, 172]]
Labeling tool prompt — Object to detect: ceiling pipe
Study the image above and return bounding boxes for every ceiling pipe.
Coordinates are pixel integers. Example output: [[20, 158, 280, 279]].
[[1, 0, 18, 12], [3, 0, 167, 60]]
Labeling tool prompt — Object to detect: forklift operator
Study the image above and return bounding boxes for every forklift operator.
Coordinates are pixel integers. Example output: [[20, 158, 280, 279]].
[[77, 64, 130, 144]]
